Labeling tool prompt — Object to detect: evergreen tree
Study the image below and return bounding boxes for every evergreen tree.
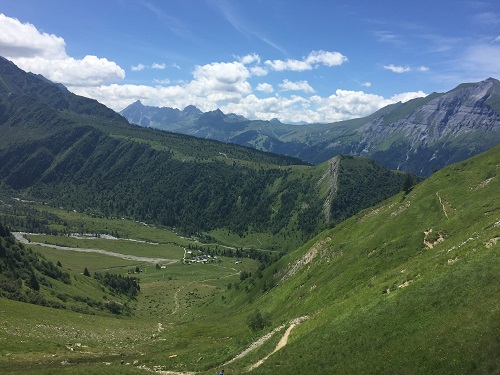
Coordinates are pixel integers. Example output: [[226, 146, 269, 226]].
[[247, 309, 268, 331], [402, 174, 414, 195], [27, 271, 40, 291]]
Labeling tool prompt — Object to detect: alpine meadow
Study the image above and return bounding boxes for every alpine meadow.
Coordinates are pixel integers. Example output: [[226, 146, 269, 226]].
[[1, 2, 500, 374]]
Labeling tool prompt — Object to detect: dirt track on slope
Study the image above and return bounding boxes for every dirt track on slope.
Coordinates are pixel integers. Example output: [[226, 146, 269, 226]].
[[14, 231, 308, 373]]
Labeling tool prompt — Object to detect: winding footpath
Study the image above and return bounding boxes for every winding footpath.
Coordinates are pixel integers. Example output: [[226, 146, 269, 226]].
[[246, 316, 309, 371], [14, 231, 308, 373]]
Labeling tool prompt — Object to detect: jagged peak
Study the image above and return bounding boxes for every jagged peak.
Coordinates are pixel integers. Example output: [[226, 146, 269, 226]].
[[484, 77, 499, 84], [200, 108, 225, 119], [183, 104, 199, 111], [182, 105, 202, 115], [211, 108, 224, 115], [450, 77, 500, 93]]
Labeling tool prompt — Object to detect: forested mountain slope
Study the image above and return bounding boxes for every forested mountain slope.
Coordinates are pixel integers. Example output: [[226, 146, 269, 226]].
[[0, 57, 410, 247]]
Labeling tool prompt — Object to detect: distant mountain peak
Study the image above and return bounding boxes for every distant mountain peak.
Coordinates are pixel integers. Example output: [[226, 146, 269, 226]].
[[130, 100, 144, 107], [211, 108, 224, 115], [183, 104, 200, 111]]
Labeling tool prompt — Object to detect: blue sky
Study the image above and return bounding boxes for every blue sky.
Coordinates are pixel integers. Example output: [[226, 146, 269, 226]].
[[1, 0, 499, 123]]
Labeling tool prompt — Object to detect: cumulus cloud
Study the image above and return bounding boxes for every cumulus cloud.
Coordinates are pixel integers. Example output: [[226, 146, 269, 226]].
[[256, 82, 274, 93], [310, 90, 390, 122], [0, 13, 66, 59], [131, 63, 145, 71], [69, 54, 425, 123], [239, 53, 260, 65], [151, 62, 166, 69], [265, 50, 347, 72], [265, 58, 310, 72], [384, 64, 411, 73], [250, 66, 268, 76], [279, 79, 315, 93], [390, 91, 427, 103], [418, 66, 430, 72], [0, 13, 427, 124], [13, 55, 125, 87], [72, 81, 425, 124], [305, 50, 348, 67], [190, 61, 251, 95], [0, 14, 125, 86]]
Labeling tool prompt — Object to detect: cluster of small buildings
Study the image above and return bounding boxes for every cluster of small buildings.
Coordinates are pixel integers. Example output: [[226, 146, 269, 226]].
[[184, 252, 219, 265]]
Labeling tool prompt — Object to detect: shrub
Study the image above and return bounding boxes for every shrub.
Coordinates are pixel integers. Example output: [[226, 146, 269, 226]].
[[247, 308, 269, 331]]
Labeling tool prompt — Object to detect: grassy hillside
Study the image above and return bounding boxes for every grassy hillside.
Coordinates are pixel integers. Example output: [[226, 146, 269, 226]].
[[1, 146, 497, 375], [215, 144, 500, 374]]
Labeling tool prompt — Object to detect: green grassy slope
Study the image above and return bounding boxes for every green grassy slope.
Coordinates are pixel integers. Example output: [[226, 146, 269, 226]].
[[0, 146, 498, 375], [217, 144, 500, 374]]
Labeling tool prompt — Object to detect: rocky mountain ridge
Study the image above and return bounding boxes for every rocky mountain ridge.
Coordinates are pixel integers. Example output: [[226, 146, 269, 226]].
[[121, 78, 500, 176]]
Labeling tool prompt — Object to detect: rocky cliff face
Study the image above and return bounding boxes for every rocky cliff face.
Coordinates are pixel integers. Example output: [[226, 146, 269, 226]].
[[352, 79, 500, 175]]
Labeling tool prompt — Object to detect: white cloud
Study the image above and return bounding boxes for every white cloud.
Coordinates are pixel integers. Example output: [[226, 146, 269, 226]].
[[494, 35, 500, 42], [154, 78, 171, 85], [0, 14, 125, 86], [221, 94, 314, 123], [250, 66, 268, 76], [0, 14, 66, 59], [0, 13, 428, 125], [311, 90, 389, 122], [305, 50, 348, 67], [384, 64, 411, 73], [265, 50, 347, 72], [361, 81, 372, 87], [265, 58, 310, 72], [190, 61, 251, 95], [256, 82, 274, 93], [279, 79, 315, 93], [239, 53, 260, 65], [13, 55, 125, 87], [131, 63, 145, 71], [390, 91, 427, 103], [151, 62, 166, 69], [418, 66, 430, 72], [72, 81, 426, 124]]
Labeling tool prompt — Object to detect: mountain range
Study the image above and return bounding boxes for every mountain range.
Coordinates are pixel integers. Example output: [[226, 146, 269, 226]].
[[0, 56, 410, 247], [0, 55, 500, 374], [121, 78, 500, 176]]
